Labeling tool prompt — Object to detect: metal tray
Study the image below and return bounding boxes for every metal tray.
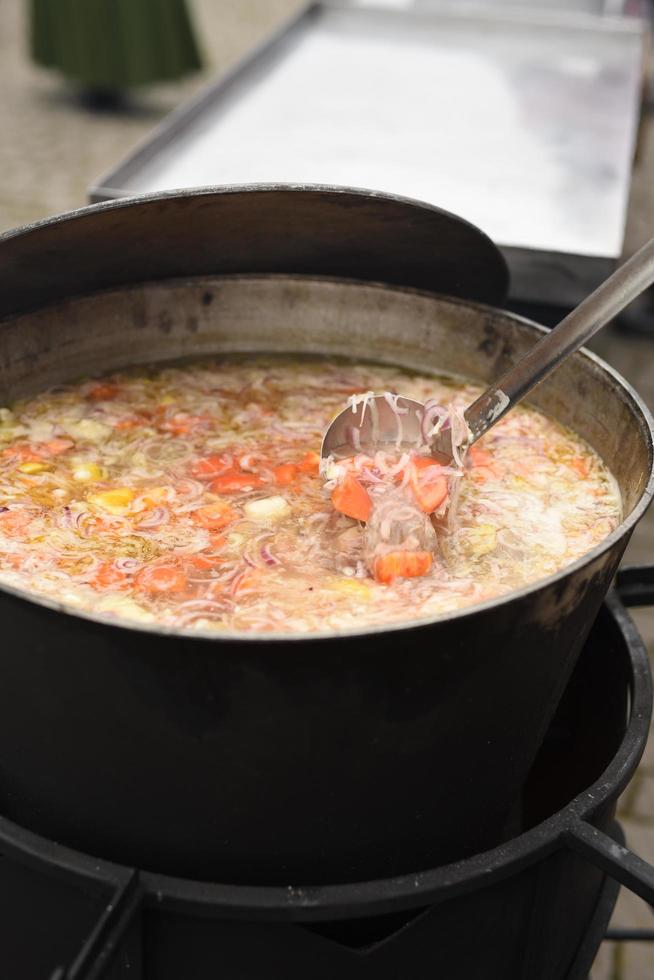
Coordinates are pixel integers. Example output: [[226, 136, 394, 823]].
[[90, 1, 646, 304]]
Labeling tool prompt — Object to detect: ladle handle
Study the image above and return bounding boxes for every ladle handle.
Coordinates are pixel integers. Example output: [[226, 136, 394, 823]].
[[463, 236, 654, 442]]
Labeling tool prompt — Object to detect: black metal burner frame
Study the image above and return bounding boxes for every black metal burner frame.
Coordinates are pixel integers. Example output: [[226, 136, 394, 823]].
[[1, 568, 653, 980]]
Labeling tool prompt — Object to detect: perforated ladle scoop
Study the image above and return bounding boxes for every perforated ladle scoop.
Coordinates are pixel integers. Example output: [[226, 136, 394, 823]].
[[322, 237, 654, 463]]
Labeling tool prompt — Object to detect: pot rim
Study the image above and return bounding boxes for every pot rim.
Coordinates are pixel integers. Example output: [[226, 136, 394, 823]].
[[0, 272, 651, 642]]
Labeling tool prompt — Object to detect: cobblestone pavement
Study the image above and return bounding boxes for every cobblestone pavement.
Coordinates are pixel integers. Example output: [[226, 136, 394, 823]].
[[0, 1, 652, 976]]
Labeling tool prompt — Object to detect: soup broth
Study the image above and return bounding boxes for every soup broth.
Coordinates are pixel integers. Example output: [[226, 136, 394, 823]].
[[0, 357, 621, 634]]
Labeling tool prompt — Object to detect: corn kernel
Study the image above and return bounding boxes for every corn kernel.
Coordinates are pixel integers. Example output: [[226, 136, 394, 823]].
[[466, 524, 497, 557], [328, 578, 372, 599], [138, 486, 169, 507], [18, 461, 52, 474], [72, 462, 105, 483], [87, 487, 135, 515]]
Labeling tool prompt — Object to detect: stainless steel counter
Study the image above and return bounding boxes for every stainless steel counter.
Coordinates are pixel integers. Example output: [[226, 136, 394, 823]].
[[91, 2, 646, 305]]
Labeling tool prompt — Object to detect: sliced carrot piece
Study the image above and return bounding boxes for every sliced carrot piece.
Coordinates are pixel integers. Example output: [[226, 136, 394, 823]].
[[469, 445, 494, 468], [190, 455, 233, 480], [373, 550, 433, 584], [570, 457, 590, 478], [2, 444, 41, 462], [86, 382, 119, 401], [0, 510, 33, 537], [191, 503, 239, 530], [186, 554, 219, 570], [331, 474, 371, 522], [3, 553, 23, 570], [229, 567, 260, 595], [91, 562, 130, 590], [210, 471, 264, 494], [468, 444, 500, 481], [114, 417, 142, 431], [4, 439, 73, 461], [409, 459, 448, 514], [273, 463, 297, 486], [41, 438, 74, 456], [160, 414, 211, 436], [297, 451, 320, 475], [134, 564, 188, 595]]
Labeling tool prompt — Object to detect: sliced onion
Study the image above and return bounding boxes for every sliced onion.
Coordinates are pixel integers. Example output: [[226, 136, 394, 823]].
[[137, 507, 169, 529], [261, 545, 279, 566]]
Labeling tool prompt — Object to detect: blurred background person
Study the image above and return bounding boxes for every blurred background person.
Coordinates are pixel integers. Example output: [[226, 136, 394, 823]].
[[29, 0, 203, 109]]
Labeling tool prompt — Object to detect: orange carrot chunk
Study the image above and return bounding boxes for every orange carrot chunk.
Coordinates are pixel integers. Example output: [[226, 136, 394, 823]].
[[186, 554, 219, 570], [298, 451, 320, 475], [190, 455, 232, 480], [468, 445, 494, 468], [373, 550, 433, 584], [2, 444, 41, 462], [86, 382, 120, 401], [134, 564, 188, 595], [331, 474, 371, 522], [210, 471, 264, 493], [91, 562, 130, 590], [191, 503, 239, 530], [273, 463, 298, 486], [0, 510, 33, 537], [114, 417, 142, 431], [409, 458, 449, 514], [570, 457, 590, 478], [41, 438, 74, 456]]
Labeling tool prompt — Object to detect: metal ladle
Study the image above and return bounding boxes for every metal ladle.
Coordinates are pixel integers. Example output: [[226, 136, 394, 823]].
[[322, 237, 654, 463]]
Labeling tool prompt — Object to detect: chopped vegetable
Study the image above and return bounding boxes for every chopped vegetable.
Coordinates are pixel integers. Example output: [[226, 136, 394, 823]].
[[570, 457, 590, 478], [373, 550, 433, 584], [134, 564, 187, 595], [210, 471, 264, 493], [468, 445, 493, 467], [243, 496, 291, 522], [63, 419, 113, 442], [0, 510, 33, 537], [298, 451, 320, 474], [41, 438, 74, 456], [18, 461, 52, 475], [327, 578, 372, 599], [72, 462, 105, 483], [91, 562, 130, 590], [191, 502, 239, 530], [86, 383, 120, 401], [88, 488, 135, 515], [331, 475, 371, 522], [464, 524, 497, 557], [190, 455, 232, 480], [408, 457, 449, 513], [273, 463, 297, 486]]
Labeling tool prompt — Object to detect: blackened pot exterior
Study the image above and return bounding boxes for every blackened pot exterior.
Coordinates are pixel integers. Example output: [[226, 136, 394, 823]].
[[0, 543, 633, 884], [0, 188, 651, 884]]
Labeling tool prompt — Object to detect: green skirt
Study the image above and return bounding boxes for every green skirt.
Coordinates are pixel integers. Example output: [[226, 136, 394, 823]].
[[30, 0, 203, 88]]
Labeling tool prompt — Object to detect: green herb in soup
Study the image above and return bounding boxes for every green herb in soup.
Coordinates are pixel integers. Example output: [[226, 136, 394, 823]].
[[0, 357, 621, 633]]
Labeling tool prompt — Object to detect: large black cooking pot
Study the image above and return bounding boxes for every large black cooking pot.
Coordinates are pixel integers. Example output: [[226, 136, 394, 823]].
[[0, 186, 651, 885]]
